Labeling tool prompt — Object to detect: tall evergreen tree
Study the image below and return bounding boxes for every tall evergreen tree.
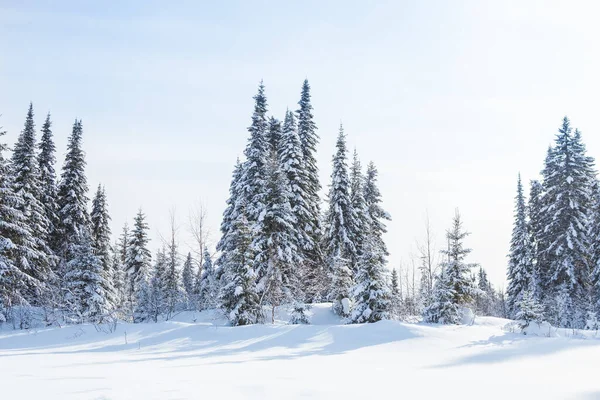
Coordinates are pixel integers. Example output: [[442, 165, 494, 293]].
[[239, 81, 269, 226], [125, 210, 152, 301], [10, 103, 54, 299], [324, 126, 357, 314], [219, 212, 262, 325], [363, 161, 391, 263], [507, 174, 534, 317], [541, 117, 595, 328], [295, 79, 323, 296], [56, 119, 90, 265], [351, 223, 391, 323], [278, 110, 316, 299], [90, 184, 115, 311], [63, 229, 107, 323], [528, 179, 544, 301], [0, 122, 41, 315], [37, 112, 59, 250], [349, 149, 367, 265], [252, 155, 300, 309]]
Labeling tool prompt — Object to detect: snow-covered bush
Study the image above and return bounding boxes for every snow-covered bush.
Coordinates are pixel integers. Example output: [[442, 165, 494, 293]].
[[289, 302, 311, 325], [515, 291, 544, 334]]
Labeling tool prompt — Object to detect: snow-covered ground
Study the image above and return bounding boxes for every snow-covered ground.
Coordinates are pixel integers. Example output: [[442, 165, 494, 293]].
[[1, 304, 600, 399]]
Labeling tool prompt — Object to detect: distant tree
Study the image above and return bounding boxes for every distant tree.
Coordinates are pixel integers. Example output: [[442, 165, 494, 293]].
[[125, 210, 152, 304], [507, 174, 534, 317], [181, 252, 195, 309]]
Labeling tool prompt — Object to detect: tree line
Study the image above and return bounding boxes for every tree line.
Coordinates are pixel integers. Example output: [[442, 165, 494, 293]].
[[1, 80, 504, 329], [507, 117, 600, 330]]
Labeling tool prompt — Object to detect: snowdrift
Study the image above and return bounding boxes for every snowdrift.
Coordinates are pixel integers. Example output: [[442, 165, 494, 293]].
[[3, 304, 600, 399]]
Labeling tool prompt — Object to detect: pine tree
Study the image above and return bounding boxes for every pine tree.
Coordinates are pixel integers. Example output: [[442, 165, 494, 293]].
[[528, 179, 544, 301], [0, 121, 41, 316], [390, 268, 403, 319], [37, 112, 59, 251], [239, 81, 269, 226], [541, 117, 596, 328], [507, 174, 534, 317], [423, 267, 460, 324], [198, 247, 218, 310], [10, 103, 54, 301], [219, 212, 262, 326], [295, 79, 323, 297], [181, 252, 195, 309], [351, 225, 391, 323], [424, 210, 477, 323], [141, 248, 167, 322], [90, 184, 115, 311], [163, 229, 181, 319], [349, 149, 367, 266], [216, 160, 243, 269], [441, 210, 477, 306], [279, 110, 316, 300], [252, 154, 300, 311], [110, 242, 126, 312], [324, 125, 357, 308], [56, 119, 90, 265], [267, 116, 282, 156], [363, 162, 391, 263], [63, 230, 107, 323], [515, 290, 544, 333], [125, 210, 152, 303]]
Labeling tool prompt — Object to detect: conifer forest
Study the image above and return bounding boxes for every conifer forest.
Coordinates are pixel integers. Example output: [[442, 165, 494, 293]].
[[3, 3, 600, 399]]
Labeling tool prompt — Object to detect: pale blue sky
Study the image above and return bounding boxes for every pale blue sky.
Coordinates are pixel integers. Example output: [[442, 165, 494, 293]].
[[2, 0, 600, 287]]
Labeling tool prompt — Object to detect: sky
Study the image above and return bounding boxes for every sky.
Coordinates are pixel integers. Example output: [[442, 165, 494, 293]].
[[1, 0, 600, 288]]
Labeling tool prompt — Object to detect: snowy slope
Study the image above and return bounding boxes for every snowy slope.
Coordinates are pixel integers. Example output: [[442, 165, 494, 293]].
[[1, 304, 600, 399]]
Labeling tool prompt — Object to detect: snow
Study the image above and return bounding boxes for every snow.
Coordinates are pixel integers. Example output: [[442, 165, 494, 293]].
[[2, 305, 600, 399]]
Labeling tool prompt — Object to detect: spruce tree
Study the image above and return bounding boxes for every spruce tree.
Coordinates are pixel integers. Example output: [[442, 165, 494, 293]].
[[219, 212, 262, 325], [252, 154, 300, 310], [349, 149, 367, 266], [423, 267, 460, 324], [181, 252, 195, 309], [163, 227, 182, 319], [424, 210, 477, 323], [56, 119, 90, 265], [324, 125, 357, 311], [528, 179, 544, 301], [442, 210, 477, 306], [63, 229, 107, 323], [0, 122, 41, 314], [390, 268, 403, 319], [37, 112, 59, 251], [198, 247, 218, 310], [239, 81, 269, 226], [295, 79, 323, 296], [10, 103, 54, 300], [351, 224, 391, 323], [125, 210, 152, 303], [363, 161, 391, 263], [90, 184, 115, 311], [541, 117, 595, 328], [278, 110, 316, 300], [507, 174, 534, 317], [267, 116, 282, 155]]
